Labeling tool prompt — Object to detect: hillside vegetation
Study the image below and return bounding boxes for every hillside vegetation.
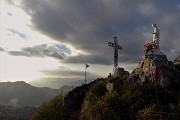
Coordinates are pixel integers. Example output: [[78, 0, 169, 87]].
[[31, 70, 180, 120]]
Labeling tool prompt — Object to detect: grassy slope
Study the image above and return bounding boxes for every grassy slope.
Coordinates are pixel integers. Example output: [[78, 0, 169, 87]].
[[31, 71, 180, 120]]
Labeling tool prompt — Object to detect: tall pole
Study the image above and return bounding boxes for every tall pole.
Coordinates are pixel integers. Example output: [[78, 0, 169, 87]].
[[85, 63, 89, 84], [85, 67, 87, 84], [114, 37, 118, 68]]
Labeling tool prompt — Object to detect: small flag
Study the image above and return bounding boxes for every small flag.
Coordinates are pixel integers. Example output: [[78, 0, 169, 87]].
[[86, 63, 89, 68]]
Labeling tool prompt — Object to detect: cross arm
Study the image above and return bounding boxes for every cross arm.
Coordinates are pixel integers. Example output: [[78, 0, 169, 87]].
[[108, 42, 122, 49]]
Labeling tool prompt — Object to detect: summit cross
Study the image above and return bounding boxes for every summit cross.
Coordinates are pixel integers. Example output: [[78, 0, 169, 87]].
[[108, 37, 122, 68]]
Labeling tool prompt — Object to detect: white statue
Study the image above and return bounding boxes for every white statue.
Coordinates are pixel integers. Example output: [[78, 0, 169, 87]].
[[152, 24, 159, 48], [152, 24, 163, 55], [144, 24, 164, 56]]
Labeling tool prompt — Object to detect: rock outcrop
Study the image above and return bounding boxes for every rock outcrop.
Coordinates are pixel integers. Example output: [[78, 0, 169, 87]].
[[129, 54, 179, 87], [173, 55, 180, 70]]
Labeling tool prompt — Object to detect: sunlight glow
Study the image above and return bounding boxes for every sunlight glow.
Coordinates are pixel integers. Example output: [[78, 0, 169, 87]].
[[0, 52, 60, 82], [0, 1, 74, 82]]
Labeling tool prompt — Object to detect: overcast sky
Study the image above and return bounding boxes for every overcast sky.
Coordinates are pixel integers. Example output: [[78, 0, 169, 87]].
[[0, 0, 180, 86]]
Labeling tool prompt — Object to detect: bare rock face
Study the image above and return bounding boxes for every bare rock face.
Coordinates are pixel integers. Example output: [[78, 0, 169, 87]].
[[129, 54, 179, 87], [173, 56, 180, 70]]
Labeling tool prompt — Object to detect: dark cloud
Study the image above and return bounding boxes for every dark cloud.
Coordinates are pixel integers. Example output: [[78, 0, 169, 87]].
[[8, 44, 65, 59], [17, 0, 180, 65], [0, 47, 5, 52], [8, 51, 28, 56], [64, 54, 112, 65]]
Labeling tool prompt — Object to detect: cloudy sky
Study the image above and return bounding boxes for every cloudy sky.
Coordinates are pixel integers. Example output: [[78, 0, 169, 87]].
[[0, 0, 180, 87]]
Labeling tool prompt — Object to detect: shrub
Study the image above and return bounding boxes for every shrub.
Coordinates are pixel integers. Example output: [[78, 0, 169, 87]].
[[31, 95, 64, 120], [137, 105, 158, 120]]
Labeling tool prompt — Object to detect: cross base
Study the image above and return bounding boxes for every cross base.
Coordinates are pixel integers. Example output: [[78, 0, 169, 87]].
[[113, 66, 125, 75]]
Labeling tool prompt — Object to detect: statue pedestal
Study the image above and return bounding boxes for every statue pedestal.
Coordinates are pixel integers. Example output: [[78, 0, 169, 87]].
[[144, 43, 164, 56], [153, 48, 164, 55]]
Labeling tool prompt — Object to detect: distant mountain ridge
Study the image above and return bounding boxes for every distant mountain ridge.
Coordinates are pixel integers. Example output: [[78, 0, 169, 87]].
[[28, 78, 84, 89], [28, 78, 94, 89], [0, 81, 74, 107]]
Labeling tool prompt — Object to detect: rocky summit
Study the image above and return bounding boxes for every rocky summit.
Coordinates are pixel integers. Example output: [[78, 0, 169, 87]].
[[129, 54, 179, 87], [129, 24, 179, 87]]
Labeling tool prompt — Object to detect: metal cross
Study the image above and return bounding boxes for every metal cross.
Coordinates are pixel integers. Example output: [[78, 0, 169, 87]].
[[108, 37, 122, 68]]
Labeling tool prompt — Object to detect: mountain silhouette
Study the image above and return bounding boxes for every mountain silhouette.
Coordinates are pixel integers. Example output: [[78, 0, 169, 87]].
[[0, 81, 73, 107]]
